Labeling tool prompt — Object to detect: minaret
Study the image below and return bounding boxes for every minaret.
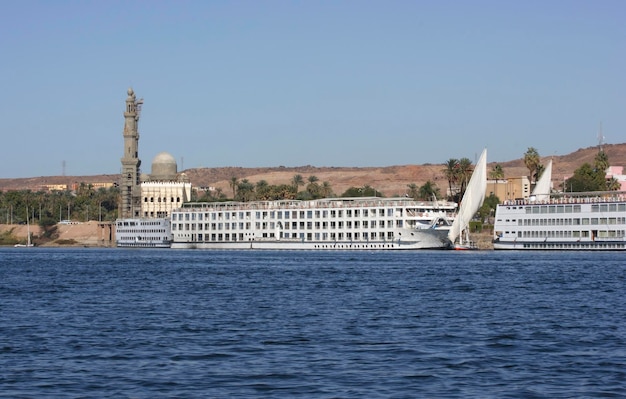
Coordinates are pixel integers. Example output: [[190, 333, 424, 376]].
[[120, 88, 143, 218]]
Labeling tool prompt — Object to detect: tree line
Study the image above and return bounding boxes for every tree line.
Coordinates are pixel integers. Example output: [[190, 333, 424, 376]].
[[0, 184, 119, 227], [522, 146, 620, 192]]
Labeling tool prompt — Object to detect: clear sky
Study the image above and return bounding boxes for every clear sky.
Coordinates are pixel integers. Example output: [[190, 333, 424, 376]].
[[1, 0, 624, 178]]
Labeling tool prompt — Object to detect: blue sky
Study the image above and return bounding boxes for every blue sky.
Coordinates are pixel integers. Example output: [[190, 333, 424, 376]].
[[1, 0, 624, 178]]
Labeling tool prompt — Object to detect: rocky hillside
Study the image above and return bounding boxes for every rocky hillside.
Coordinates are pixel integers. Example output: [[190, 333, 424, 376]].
[[1, 143, 625, 196]]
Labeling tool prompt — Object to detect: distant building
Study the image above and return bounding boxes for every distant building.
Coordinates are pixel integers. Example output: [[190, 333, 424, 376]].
[[140, 152, 191, 218], [42, 184, 68, 192], [487, 176, 531, 201]]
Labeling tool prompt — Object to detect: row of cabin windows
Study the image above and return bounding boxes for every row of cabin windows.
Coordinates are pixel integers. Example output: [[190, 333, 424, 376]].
[[525, 203, 626, 214], [117, 228, 167, 234], [172, 220, 403, 231], [118, 220, 165, 226], [172, 208, 406, 221], [515, 217, 626, 226], [189, 231, 397, 242], [513, 230, 625, 239]]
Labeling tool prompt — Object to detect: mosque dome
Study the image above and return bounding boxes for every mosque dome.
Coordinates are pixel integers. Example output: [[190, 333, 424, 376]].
[[150, 152, 178, 181]]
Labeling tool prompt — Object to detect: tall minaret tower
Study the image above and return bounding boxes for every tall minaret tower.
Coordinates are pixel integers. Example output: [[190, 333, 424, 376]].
[[120, 88, 143, 218]]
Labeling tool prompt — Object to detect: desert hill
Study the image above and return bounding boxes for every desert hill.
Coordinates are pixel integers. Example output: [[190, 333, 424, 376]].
[[1, 143, 625, 196]]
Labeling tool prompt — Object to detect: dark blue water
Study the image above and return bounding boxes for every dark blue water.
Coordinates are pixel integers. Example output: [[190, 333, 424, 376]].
[[1, 249, 625, 398]]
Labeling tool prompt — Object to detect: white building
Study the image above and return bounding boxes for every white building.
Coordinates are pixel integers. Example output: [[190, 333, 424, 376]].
[[140, 152, 192, 218]]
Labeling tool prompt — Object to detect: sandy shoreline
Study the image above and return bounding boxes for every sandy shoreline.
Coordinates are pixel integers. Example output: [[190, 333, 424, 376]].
[[0, 221, 115, 247]]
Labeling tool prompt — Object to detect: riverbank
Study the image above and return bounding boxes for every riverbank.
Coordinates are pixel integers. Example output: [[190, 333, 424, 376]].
[[0, 221, 114, 247]]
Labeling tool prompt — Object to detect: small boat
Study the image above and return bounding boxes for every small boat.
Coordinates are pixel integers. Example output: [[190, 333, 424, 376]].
[[14, 207, 35, 247]]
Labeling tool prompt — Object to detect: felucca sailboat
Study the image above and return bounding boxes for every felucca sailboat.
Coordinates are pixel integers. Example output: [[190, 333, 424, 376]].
[[448, 149, 487, 250]]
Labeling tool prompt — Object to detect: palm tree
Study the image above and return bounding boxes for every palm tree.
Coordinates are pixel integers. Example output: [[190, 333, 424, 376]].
[[489, 164, 504, 197], [321, 181, 333, 198], [418, 181, 441, 200], [523, 147, 540, 184], [235, 179, 255, 202], [306, 176, 321, 199], [255, 180, 270, 200], [229, 176, 239, 199], [443, 159, 459, 200], [291, 174, 304, 193], [457, 157, 473, 200]]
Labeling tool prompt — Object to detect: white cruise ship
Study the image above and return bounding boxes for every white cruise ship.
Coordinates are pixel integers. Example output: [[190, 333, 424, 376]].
[[115, 218, 172, 248], [493, 193, 626, 250], [170, 197, 457, 250]]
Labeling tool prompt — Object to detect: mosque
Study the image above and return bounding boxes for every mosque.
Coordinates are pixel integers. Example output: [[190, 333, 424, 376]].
[[119, 88, 191, 219]]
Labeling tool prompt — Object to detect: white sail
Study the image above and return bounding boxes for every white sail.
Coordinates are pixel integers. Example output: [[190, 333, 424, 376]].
[[448, 149, 487, 245], [531, 159, 552, 202]]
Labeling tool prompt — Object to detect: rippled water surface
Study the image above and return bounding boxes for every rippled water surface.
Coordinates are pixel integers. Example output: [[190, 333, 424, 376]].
[[1, 248, 625, 398]]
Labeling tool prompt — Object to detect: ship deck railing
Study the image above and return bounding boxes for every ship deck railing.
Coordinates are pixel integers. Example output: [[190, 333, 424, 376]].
[[176, 197, 457, 212]]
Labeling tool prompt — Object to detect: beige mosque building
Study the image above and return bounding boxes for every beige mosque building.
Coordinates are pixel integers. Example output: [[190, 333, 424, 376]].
[[140, 152, 191, 218]]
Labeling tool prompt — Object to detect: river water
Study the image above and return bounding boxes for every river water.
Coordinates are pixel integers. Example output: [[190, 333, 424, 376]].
[[1, 248, 625, 398]]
